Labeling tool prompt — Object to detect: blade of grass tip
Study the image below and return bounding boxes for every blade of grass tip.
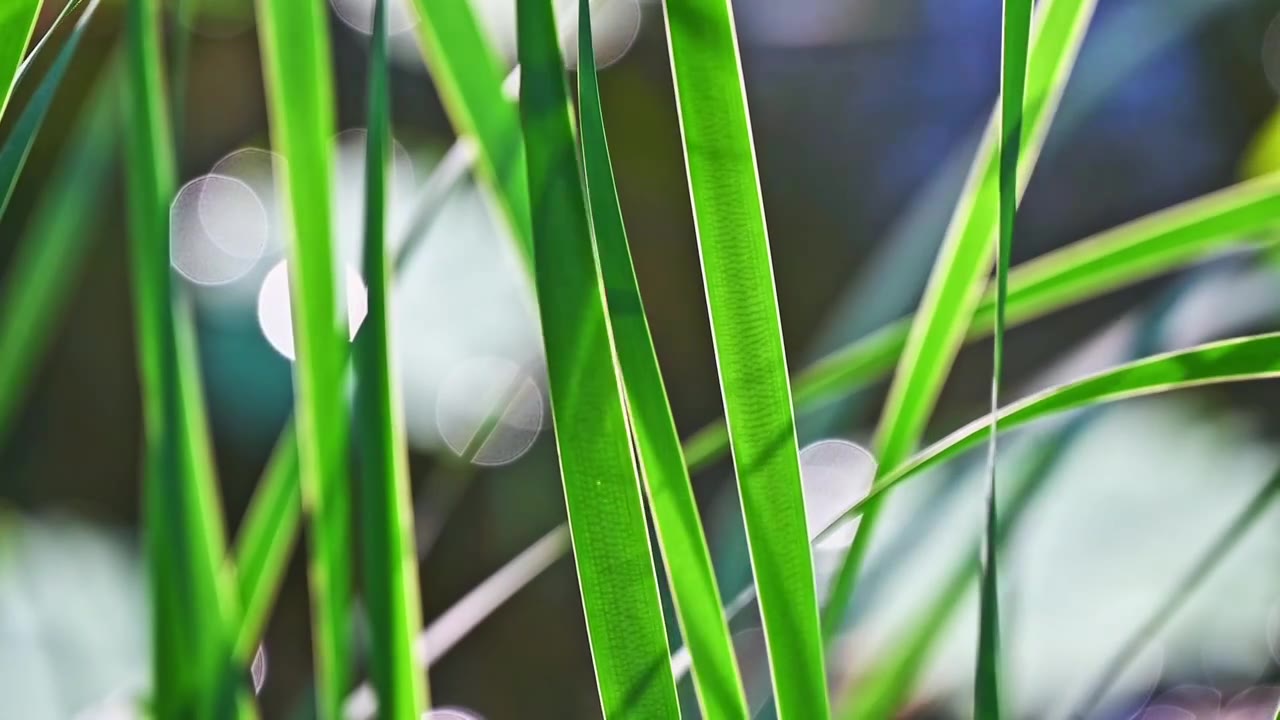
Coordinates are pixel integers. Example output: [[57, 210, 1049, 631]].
[[254, 0, 352, 713], [977, 0, 1032, 716], [123, 0, 243, 713], [407, 0, 533, 267], [0, 0, 41, 121], [815, 332, 1280, 537], [353, 0, 429, 716], [0, 0, 94, 221], [517, 0, 678, 715], [578, 1, 747, 716], [1068, 466, 1280, 719], [661, 0, 828, 716], [688, 171, 1280, 472], [0, 53, 116, 448], [232, 142, 473, 660]]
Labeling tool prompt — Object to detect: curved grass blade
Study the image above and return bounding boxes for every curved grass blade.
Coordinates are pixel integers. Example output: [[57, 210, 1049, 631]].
[[353, 0, 429, 716], [407, 0, 532, 266], [661, 0, 827, 715], [0, 0, 94, 221], [1068, 466, 1280, 719], [0, 0, 41, 121], [816, 0, 1098, 642], [517, 0, 677, 715], [816, 332, 1280, 537], [977, 1, 1033, 715], [577, 2, 746, 716], [842, 416, 1089, 719], [686, 170, 1280, 473], [0, 55, 115, 448], [253, 0, 351, 713], [123, 0, 242, 713]]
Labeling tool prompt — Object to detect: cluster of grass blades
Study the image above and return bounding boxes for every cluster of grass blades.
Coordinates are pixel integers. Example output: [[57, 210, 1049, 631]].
[[5, 0, 1280, 717]]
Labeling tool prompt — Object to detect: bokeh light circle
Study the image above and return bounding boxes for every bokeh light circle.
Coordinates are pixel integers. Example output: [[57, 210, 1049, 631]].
[[171, 175, 268, 285], [799, 439, 876, 551], [256, 260, 368, 361], [422, 709, 485, 720], [1263, 14, 1280, 97], [208, 148, 285, 254], [330, 0, 419, 35], [250, 645, 267, 695], [435, 357, 544, 466]]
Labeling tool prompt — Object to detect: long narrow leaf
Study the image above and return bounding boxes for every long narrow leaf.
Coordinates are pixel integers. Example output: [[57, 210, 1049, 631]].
[[123, 0, 240, 713], [517, 0, 678, 715], [661, 1, 827, 716], [353, 0, 429, 716], [0, 53, 115, 447], [408, 0, 532, 266], [253, 0, 351, 714], [577, 2, 746, 716], [0, 0, 41, 121], [977, 1, 1033, 715], [0, 0, 93, 220], [818, 332, 1280, 533]]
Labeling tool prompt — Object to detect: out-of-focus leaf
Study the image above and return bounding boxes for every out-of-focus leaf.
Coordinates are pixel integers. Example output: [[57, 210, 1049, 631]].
[[253, 0, 351, 714], [0, 54, 115, 447]]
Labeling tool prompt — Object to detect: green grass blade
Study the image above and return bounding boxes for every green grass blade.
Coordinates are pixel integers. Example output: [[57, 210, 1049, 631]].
[[577, 2, 746, 716], [0, 0, 41, 121], [820, 332, 1280, 532], [123, 0, 242, 713], [0, 0, 94, 221], [408, 0, 532, 267], [517, 0, 677, 714], [233, 422, 300, 658], [661, 0, 826, 715], [977, 1, 1033, 716], [1068, 466, 1280, 718], [820, 0, 1098, 641], [0, 55, 115, 447], [353, 0, 429, 716], [253, 0, 351, 714]]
